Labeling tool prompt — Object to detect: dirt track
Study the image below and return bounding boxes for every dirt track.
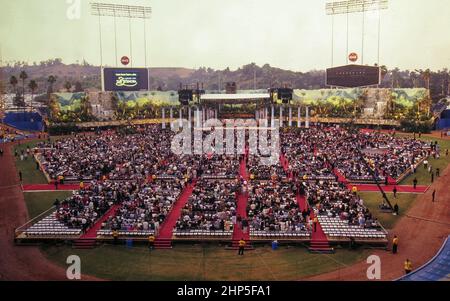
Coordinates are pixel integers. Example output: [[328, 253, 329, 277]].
[[307, 164, 450, 281], [0, 141, 97, 281]]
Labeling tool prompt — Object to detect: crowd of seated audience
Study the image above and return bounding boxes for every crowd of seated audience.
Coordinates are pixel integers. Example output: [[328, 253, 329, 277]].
[[55, 180, 128, 231], [303, 180, 381, 229], [247, 181, 308, 232], [101, 180, 183, 233], [176, 180, 239, 231]]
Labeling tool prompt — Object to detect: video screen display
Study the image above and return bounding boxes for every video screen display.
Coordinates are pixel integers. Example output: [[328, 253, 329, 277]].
[[103, 68, 149, 91]]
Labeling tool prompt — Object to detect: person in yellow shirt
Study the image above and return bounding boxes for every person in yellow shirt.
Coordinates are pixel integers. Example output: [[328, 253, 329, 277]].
[[79, 181, 84, 190], [112, 230, 119, 245], [148, 234, 155, 251], [392, 235, 399, 254], [238, 238, 246, 256], [404, 259, 412, 274]]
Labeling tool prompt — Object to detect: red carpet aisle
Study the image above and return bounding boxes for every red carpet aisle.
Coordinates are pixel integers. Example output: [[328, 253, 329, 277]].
[[230, 156, 252, 249], [280, 153, 293, 179], [73, 204, 121, 249], [296, 194, 308, 212], [347, 184, 429, 193], [81, 204, 121, 239], [232, 191, 251, 242], [387, 176, 398, 185], [309, 210, 333, 253], [155, 180, 197, 249], [333, 168, 349, 184], [22, 184, 82, 191]]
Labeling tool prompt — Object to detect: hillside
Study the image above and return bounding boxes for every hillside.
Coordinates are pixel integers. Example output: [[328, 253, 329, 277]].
[[1, 60, 447, 101]]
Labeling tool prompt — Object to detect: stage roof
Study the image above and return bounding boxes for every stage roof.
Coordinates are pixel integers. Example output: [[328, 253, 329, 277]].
[[202, 93, 270, 100], [200, 93, 271, 104]]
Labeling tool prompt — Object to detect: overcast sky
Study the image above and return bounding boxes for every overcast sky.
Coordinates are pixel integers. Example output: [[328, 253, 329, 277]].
[[1, 0, 449, 71]]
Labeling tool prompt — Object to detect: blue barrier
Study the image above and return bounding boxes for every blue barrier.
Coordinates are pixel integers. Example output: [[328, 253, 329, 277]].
[[3, 112, 44, 131], [398, 236, 450, 281]]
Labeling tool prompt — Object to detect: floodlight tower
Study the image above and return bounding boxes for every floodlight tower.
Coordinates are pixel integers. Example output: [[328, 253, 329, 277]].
[[90, 3, 152, 68], [326, 0, 388, 66]]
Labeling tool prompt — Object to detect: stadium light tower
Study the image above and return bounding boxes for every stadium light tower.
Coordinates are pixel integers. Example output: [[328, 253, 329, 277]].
[[90, 3, 152, 68], [326, 0, 388, 65]]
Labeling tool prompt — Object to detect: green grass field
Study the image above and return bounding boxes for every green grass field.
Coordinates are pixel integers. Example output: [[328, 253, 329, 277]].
[[40, 243, 369, 281], [397, 134, 450, 186], [14, 139, 48, 184], [358, 192, 417, 230], [24, 191, 73, 219]]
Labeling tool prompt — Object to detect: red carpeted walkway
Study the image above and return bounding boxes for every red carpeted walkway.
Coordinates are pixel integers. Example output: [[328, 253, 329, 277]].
[[81, 204, 121, 239], [157, 180, 197, 241], [232, 191, 250, 242], [333, 168, 349, 184], [309, 210, 333, 253], [347, 184, 429, 193], [230, 157, 251, 247], [296, 194, 308, 212], [280, 153, 293, 179], [22, 184, 82, 191]]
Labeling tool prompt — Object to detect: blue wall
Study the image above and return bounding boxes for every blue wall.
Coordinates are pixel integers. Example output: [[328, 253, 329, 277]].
[[3, 112, 44, 131], [436, 109, 450, 130]]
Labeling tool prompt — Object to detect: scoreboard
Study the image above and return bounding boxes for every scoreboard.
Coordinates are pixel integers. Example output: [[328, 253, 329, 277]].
[[326, 65, 381, 88]]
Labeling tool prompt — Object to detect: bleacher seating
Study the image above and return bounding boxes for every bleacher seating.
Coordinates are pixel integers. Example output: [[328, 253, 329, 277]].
[[318, 216, 387, 239], [24, 212, 82, 237]]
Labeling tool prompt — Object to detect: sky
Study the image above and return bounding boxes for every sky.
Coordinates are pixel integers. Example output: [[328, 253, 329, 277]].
[[0, 0, 449, 71]]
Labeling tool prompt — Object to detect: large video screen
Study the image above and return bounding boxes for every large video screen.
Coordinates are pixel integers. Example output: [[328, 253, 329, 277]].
[[326, 65, 381, 88], [103, 68, 149, 91]]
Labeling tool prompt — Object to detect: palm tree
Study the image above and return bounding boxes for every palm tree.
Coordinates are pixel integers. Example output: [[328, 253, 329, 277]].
[[380, 65, 388, 81], [64, 81, 72, 92], [19, 71, 28, 109], [28, 80, 38, 111], [47, 75, 57, 95], [9, 76, 18, 93]]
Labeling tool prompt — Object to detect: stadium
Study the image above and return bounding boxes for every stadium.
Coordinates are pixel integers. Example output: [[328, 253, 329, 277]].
[[0, 0, 449, 288]]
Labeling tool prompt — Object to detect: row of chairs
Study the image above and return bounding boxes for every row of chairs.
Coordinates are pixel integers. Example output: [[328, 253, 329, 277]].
[[97, 230, 155, 237], [174, 230, 233, 237], [25, 230, 81, 236], [250, 231, 310, 238]]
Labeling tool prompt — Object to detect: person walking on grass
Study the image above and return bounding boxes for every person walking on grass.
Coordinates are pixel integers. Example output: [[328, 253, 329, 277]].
[[238, 238, 246, 256], [393, 186, 398, 198], [392, 235, 399, 254], [413, 177, 418, 190], [432, 190, 436, 203], [19, 171, 22, 182], [394, 203, 399, 216], [404, 259, 413, 274]]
